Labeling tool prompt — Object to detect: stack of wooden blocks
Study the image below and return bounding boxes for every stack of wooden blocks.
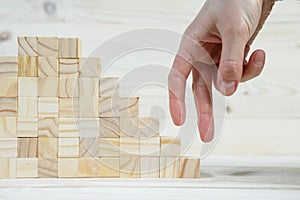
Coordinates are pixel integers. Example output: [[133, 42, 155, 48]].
[[0, 36, 200, 179]]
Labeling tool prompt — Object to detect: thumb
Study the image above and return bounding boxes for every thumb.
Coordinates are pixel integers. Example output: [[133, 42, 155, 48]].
[[217, 36, 246, 96]]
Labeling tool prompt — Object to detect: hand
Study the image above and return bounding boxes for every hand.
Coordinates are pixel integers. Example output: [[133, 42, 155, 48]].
[[168, 0, 266, 142]]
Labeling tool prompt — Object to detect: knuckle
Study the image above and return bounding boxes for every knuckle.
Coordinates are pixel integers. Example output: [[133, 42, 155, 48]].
[[220, 61, 241, 76]]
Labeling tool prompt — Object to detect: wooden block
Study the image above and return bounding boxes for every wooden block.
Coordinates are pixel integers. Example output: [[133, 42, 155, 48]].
[[120, 157, 139, 178], [59, 98, 79, 118], [18, 97, 38, 117], [0, 98, 17, 117], [37, 37, 59, 57], [38, 158, 58, 178], [79, 77, 99, 98], [59, 77, 79, 97], [79, 137, 99, 157], [139, 117, 159, 137], [18, 36, 38, 56], [18, 77, 38, 97], [38, 97, 58, 117], [16, 158, 38, 178], [160, 137, 181, 156], [58, 138, 79, 158], [79, 57, 101, 77], [120, 137, 139, 156], [58, 158, 78, 178], [58, 118, 79, 138], [38, 57, 58, 77], [140, 157, 160, 178], [0, 138, 17, 157], [99, 97, 119, 117], [18, 56, 38, 77], [99, 117, 120, 138], [0, 158, 16, 178], [99, 77, 119, 97], [140, 137, 160, 156], [98, 157, 120, 178], [0, 117, 16, 138], [38, 117, 58, 137], [0, 56, 18, 76], [17, 138, 38, 158], [17, 118, 38, 137], [59, 38, 82, 58], [78, 158, 98, 178], [38, 138, 58, 158], [0, 76, 17, 97], [59, 58, 79, 77], [160, 157, 180, 178], [120, 117, 138, 137], [79, 97, 99, 118], [79, 118, 99, 137], [99, 138, 120, 157], [119, 97, 139, 117], [179, 157, 200, 178], [38, 77, 58, 97]]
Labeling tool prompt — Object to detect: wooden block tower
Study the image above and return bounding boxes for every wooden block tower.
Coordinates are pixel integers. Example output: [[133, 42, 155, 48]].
[[0, 36, 200, 179]]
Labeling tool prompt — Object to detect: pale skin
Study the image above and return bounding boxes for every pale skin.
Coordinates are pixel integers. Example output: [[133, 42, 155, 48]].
[[168, 0, 266, 142]]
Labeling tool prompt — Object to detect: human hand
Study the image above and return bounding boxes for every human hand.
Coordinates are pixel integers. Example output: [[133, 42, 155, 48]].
[[168, 0, 272, 142]]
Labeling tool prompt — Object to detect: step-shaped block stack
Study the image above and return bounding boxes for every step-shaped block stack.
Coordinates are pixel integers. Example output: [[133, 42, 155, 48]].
[[0, 36, 200, 179]]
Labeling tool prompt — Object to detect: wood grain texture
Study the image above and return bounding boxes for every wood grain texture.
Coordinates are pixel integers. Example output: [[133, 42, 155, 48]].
[[78, 158, 98, 178], [0, 76, 17, 97], [38, 77, 58, 97], [179, 157, 200, 178], [99, 77, 119, 97], [160, 157, 179, 178], [0, 98, 16, 117], [120, 137, 139, 156], [120, 117, 138, 137], [59, 98, 79, 118], [38, 117, 58, 137], [16, 158, 38, 178], [99, 97, 119, 117], [37, 37, 59, 57], [18, 36, 37, 56], [99, 117, 120, 138], [140, 137, 160, 156], [17, 118, 38, 138], [79, 137, 99, 157], [79, 57, 101, 77], [140, 157, 159, 178], [58, 138, 79, 158], [38, 98, 58, 117], [139, 117, 159, 138], [59, 77, 79, 97], [120, 157, 139, 178], [59, 58, 79, 77], [0, 117, 16, 138], [160, 137, 181, 156], [18, 77, 38, 97], [119, 97, 139, 117], [59, 38, 82, 58], [79, 97, 99, 118], [0, 158, 16, 179], [79, 118, 99, 137], [99, 157, 120, 178], [17, 97, 37, 117], [38, 57, 58, 77], [17, 138, 38, 158], [0, 56, 18, 76], [99, 138, 120, 157], [18, 56, 38, 77], [79, 77, 99, 98], [0, 138, 17, 158], [58, 158, 78, 178], [38, 158, 58, 178], [58, 118, 79, 138], [38, 138, 58, 158]]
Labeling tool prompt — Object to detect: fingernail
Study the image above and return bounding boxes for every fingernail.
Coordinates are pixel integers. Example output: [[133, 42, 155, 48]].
[[220, 80, 236, 95], [253, 51, 265, 66]]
